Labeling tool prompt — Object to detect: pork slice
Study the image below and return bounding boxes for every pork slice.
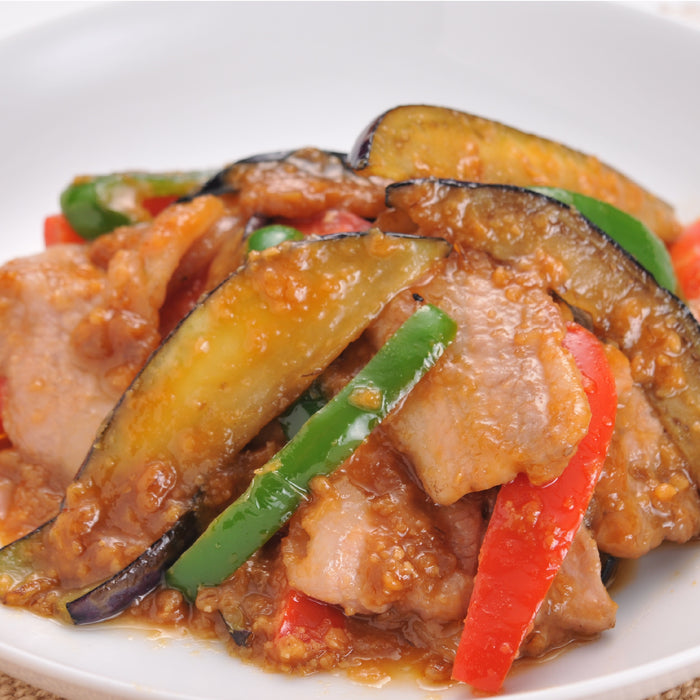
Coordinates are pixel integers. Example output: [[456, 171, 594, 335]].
[[367, 252, 591, 504], [0, 245, 113, 482], [282, 433, 480, 622], [393, 520, 616, 663], [589, 344, 700, 558], [522, 525, 617, 657], [0, 196, 226, 484]]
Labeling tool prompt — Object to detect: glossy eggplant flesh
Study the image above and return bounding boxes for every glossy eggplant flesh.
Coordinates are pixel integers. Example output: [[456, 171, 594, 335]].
[[384, 179, 700, 481], [66, 509, 200, 624], [183, 148, 384, 222], [350, 104, 680, 242], [0, 230, 450, 617]]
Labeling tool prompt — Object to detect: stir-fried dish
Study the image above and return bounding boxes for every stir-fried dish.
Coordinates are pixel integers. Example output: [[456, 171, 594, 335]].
[[2, 104, 700, 693]]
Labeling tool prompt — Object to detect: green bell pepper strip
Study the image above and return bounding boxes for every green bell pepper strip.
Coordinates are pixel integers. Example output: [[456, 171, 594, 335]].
[[60, 170, 215, 240], [246, 224, 304, 253], [166, 303, 457, 601], [530, 186, 677, 293]]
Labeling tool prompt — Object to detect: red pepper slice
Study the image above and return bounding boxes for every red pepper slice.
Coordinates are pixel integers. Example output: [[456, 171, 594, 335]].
[[288, 209, 371, 237], [274, 589, 346, 645], [452, 323, 617, 693], [142, 195, 179, 218], [670, 217, 700, 300], [43, 214, 84, 246]]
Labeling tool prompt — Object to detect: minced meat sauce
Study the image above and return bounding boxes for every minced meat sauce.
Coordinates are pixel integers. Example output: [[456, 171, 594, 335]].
[[0, 148, 697, 683]]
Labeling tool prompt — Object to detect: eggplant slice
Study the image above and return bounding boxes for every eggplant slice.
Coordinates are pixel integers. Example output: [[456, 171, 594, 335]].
[[184, 148, 385, 222], [350, 104, 680, 242], [66, 509, 200, 624], [385, 179, 700, 479], [0, 230, 450, 621]]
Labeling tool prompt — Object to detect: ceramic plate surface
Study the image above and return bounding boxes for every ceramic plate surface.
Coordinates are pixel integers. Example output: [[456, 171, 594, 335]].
[[1, 3, 700, 699]]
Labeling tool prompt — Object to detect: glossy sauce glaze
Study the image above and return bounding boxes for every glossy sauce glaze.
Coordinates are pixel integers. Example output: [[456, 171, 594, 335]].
[[0, 112, 698, 691]]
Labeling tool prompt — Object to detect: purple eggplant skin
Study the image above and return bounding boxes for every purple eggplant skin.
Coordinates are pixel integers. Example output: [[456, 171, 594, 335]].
[[236, 149, 348, 165], [176, 151, 300, 201], [66, 509, 200, 625], [600, 552, 619, 588], [219, 611, 251, 647], [347, 116, 381, 172], [181, 149, 350, 201]]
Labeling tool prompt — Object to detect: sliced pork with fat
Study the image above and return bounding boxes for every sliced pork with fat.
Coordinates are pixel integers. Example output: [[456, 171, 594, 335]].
[[282, 432, 482, 622], [367, 251, 591, 504]]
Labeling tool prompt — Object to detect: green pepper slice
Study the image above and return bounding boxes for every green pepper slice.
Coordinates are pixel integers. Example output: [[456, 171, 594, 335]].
[[530, 186, 677, 293], [60, 170, 214, 240], [166, 303, 457, 600], [246, 224, 304, 252]]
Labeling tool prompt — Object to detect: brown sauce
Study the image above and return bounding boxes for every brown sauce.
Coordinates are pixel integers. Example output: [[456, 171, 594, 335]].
[[0, 141, 697, 693]]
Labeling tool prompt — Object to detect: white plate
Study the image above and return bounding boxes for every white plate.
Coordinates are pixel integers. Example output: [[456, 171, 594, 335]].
[[1, 2, 700, 699]]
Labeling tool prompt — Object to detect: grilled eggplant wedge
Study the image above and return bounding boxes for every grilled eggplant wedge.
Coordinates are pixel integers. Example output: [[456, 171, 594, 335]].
[[384, 179, 700, 479], [350, 104, 680, 242], [0, 230, 450, 622], [188, 147, 385, 222], [66, 509, 199, 624]]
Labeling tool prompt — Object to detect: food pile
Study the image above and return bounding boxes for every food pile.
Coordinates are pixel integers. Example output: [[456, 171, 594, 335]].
[[1, 105, 700, 694]]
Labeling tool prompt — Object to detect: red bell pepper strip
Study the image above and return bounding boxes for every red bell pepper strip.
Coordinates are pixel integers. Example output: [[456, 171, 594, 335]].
[[670, 217, 700, 300], [288, 209, 371, 237], [141, 195, 179, 218], [45, 197, 177, 248], [452, 323, 617, 693], [43, 214, 84, 246], [274, 589, 346, 645], [246, 210, 372, 254]]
